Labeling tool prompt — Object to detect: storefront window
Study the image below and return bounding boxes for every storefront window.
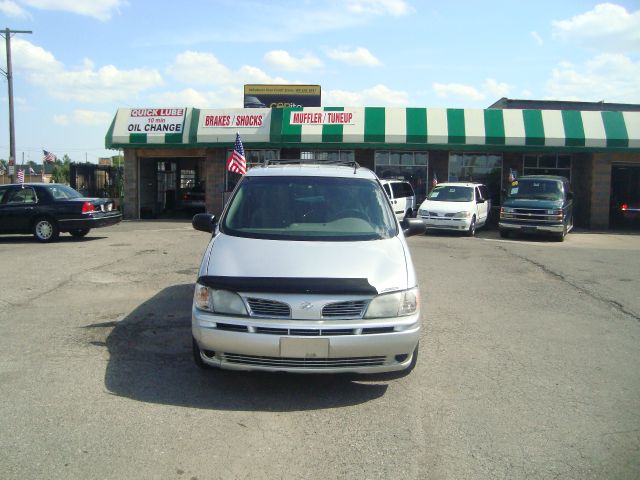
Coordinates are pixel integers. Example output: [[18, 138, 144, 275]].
[[448, 153, 503, 205], [522, 154, 571, 179], [300, 150, 355, 162], [180, 169, 196, 188], [375, 151, 429, 204]]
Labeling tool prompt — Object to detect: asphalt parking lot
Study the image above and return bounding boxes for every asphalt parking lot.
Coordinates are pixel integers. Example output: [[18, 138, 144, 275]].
[[1, 222, 639, 480]]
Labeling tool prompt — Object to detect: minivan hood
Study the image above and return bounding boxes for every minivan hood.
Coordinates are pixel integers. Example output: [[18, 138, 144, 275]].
[[503, 198, 564, 209], [202, 234, 409, 294], [419, 199, 474, 213]]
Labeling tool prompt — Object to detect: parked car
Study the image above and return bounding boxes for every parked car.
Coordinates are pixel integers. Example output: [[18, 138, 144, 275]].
[[181, 181, 205, 212], [379, 179, 417, 220], [191, 161, 427, 374], [0, 183, 122, 242], [620, 201, 640, 221], [417, 182, 491, 236], [499, 175, 574, 241]]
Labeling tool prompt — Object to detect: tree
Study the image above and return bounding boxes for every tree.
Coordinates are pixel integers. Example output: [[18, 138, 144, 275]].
[[50, 154, 71, 184]]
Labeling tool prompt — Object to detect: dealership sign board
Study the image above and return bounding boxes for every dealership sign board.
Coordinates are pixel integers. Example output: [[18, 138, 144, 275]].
[[197, 109, 272, 143], [244, 84, 321, 108], [126, 108, 186, 134], [290, 110, 354, 125]]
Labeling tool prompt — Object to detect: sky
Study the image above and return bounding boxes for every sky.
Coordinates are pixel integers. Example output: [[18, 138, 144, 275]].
[[0, 0, 639, 164]]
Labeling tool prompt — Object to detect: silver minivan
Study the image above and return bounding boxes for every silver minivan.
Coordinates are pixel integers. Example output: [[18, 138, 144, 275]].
[[191, 161, 426, 374]]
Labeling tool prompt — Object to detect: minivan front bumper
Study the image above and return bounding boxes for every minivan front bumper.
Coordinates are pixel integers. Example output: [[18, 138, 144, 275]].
[[192, 307, 421, 373]]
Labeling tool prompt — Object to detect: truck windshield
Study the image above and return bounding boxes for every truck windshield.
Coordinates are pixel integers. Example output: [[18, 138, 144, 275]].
[[221, 176, 398, 241], [508, 179, 563, 201]]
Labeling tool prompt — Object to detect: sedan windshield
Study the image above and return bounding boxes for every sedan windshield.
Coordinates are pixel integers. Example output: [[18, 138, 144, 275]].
[[221, 176, 397, 241], [427, 185, 473, 202], [508, 180, 563, 201]]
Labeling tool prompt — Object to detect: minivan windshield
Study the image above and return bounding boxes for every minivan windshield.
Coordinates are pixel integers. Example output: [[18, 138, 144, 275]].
[[221, 176, 398, 241], [427, 185, 473, 202], [507, 179, 563, 201]]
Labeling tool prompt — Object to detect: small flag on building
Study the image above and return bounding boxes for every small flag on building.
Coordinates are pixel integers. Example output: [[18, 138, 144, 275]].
[[226, 132, 247, 175], [432, 172, 438, 188], [43, 150, 57, 163], [17, 168, 25, 184]]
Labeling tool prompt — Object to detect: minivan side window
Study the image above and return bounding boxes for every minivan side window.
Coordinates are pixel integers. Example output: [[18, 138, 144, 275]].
[[391, 182, 414, 199], [383, 184, 392, 197]]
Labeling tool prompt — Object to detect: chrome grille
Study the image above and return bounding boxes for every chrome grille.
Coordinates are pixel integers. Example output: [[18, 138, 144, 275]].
[[247, 298, 291, 318], [236, 326, 395, 336], [506, 208, 561, 224], [223, 353, 386, 368], [322, 300, 367, 318]]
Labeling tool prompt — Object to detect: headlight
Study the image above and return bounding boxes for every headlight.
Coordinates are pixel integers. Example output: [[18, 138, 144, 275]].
[[547, 209, 562, 215], [418, 209, 428, 217], [453, 211, 471, 218], [501, 207, 514, 214], [364, 287, 420, 318], [193, 283, 248, 315]]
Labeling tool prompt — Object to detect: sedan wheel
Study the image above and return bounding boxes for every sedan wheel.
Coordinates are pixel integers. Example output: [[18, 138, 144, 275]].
[[33, 217, 59, 243]]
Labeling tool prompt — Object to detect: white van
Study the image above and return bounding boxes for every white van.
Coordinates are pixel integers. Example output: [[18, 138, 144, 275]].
[[418, 182, 491, 236], [191, 161, 427, 374], [379, 179, 417, 220]]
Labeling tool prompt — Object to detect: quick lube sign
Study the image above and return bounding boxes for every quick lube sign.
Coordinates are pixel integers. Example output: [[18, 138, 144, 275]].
[[127, 108, 186, 133]]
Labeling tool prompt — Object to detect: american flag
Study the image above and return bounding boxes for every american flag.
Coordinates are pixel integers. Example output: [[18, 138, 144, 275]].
[[17, 168, 24, 184], [43, 150, 57, 163], [226, 132, 247, 175]]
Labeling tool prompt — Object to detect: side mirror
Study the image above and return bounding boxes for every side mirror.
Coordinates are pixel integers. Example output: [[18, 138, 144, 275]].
[[192, 213, 217, 233], [400, 218, 427, 237]]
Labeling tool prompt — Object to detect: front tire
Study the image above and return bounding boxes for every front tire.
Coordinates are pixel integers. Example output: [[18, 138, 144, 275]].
[[466, 216, 476, 237], [554, 224, 568, 242], [192, 337, 214, 370], [33, 217, 59, 243], [70, 228, 90, 238]]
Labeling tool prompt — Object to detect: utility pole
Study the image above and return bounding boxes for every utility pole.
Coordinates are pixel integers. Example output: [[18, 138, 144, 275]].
[[1, 28, 32, 183]]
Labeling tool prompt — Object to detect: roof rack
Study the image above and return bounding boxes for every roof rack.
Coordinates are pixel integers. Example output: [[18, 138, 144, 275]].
[[262, 158, 361, 173]]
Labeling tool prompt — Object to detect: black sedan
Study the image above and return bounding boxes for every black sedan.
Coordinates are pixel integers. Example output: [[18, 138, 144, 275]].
[[0, 183, 122, 242]]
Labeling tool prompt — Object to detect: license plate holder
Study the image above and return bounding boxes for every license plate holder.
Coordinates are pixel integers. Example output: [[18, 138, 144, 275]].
[[280, 337, 329, 358]]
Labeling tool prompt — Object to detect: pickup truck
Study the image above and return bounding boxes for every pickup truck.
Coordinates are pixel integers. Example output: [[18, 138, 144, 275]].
[[499, 175, 574, 241]]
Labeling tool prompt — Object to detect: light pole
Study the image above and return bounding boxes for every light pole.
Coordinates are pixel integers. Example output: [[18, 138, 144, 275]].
[[1, 28, 32, 183]]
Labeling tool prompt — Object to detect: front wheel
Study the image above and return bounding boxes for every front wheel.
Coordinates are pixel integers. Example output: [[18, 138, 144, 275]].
[[33, 217, 59, 243], [70, 228, 90, 238], [192, 337, 216, 370], [554, 224, 568, 242], [466, 216, 476, 237]]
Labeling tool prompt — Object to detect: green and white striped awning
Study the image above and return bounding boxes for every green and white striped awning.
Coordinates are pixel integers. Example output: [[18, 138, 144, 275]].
[[106, 106, 640, 151]]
